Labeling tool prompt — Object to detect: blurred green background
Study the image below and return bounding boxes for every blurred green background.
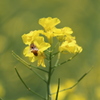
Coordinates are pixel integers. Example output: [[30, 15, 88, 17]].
[[0, 0, 100, 100]]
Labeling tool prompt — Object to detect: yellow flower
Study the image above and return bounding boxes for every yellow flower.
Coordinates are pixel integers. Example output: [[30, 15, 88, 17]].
[[22, 30, 43, 45], [22, 17, 83, 66], [65, 34, 76, 43], [39, 17, 60, 39], [38, 18, 74, 42], [59, 40, 82, 54], [22, 32, 50, 67], [58, 29, 82, 54], [61, 27, 73, 35], [54, 27, 73, 36], [53, 27, 74, 41], [39, 17, 60, 31]]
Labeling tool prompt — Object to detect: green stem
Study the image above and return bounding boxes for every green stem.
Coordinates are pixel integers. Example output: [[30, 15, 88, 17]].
[[50, 66, 93, 95], [51, 52, 61, 75], [47, 51, 52, 100], [53, 53, 78, 69], [12, 51, 48, 73], [55, 78, 60, 100], [15, 67, 46, 100], [47, 38, 53, 100], [12, 51, 47, 83]]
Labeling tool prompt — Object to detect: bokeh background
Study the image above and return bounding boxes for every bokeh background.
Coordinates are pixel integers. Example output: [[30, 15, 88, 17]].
[[0, 0, 100, 100]]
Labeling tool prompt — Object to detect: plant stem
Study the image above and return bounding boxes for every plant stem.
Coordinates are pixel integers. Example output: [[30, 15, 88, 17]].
[[47, 37, 53, 100], [12, 51, 48, 73], [12, 51, 47, 83], [47, 51, 52, 100], [51, 52, 61, 75], [15, 67, 46, 100], [51, 66, 93, 95], [55, 78, 60, 100]]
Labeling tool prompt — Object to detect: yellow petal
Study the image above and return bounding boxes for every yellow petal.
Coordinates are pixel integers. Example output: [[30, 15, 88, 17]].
[[34, 37, 51, 52], [22, 32, 33, 45], [59, 41, 82, 54], [38, 54, 46, 67], [23, 46, 32, 57], [62, 27, 73, 35], [22, 30, 43, 45], [23, 46, 37, 62], [39, 17, 60, 31]]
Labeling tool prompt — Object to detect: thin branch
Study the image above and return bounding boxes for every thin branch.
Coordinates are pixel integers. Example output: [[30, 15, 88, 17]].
[[51, 66, 93, 95], [12, 51, 48, 73], [51, 52, 59, 59], [15, 67, 46, 100], [51, 52, 61, 75], [54, 52, 61, 67], [46, 49, 52, 100], [55, 78, 60, 100], [53, 53, 78, 69], [12, 51, 47, 83]]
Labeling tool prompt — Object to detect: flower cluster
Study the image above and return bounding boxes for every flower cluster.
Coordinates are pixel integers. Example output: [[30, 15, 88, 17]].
[[22, 17, 82, 67]]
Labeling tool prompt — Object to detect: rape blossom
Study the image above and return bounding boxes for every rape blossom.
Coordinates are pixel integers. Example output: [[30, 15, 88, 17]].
[[22, 17, 82, 67], [22, 30, 50, 67]]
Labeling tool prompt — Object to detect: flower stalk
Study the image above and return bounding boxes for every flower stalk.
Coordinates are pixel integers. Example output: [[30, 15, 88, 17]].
[[12, 17, 92, 100], [46, 41, 53, 100]]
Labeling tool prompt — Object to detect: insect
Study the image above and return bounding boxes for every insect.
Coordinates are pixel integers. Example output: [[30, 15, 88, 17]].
[[30, 43, 38, 56]]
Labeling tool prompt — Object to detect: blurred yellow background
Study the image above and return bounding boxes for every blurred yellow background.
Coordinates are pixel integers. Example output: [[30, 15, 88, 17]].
[[0, 0, 100, 100]]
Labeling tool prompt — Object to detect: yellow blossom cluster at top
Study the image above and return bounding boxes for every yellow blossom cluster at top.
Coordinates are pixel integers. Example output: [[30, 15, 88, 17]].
[[22, 17, 82, 67]]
